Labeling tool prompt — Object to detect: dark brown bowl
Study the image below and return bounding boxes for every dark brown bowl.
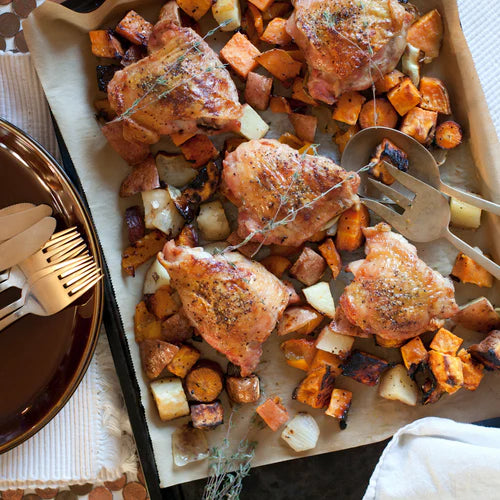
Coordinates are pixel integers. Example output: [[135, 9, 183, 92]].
[[0, 119, 104, 453]]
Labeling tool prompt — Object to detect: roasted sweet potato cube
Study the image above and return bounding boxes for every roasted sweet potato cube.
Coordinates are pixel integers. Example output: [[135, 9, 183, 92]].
[[407, 9, 443, 63], [220, 32, 261, 79], [419, 77, 451, 114], [400, 107, 437, 144], [89, 30, 124, 58], [374, 335, 405, 348], [400, 336, 428, 374], [260, 17, 292, 45], [374, 69, 405, 94], [245, 72, 273, 111], [291, 79, 318, 106], [369, 139, 409, 185], [435, 121, 463, 150], [247, 3, 264, 37], [140, 339, 179, 379], [453, 297, 500, 333], [262, 1, 291, 20], [180, 134, 218, 168], [259, 255, 291, 278], [289, 113, 317, 143], [325, 388, 352, 428], [256, 397, 289, 431], [115, 10, 153, 46], [161, 309, 194, 343], [318, 238, 342, 279], [334, 125, 359, 154], [429, 327, 463, 356], [278, 132, 304, 149], [170, 130, 196, 146], [457, 349, 484, 390], [332, 91, 366, 126], [281, 338, 317, 371], [226, 231, 261, 258], [387, 78, 421, 116], [122, 230, 167, 277], [336, 204, 370, 252], [177, 0, 212, 20], [270, 96, 292, 113], [289, 247, 326, 286], [451, 252, 493, 287], [226, 375, 260, 403], [293, 365, 336, 409], [282, 280, 301, 306], [428, 350, 463, 394], [185, 360, 224, 402], [190, 401, 224, 429], [256, 49, 302, 82], [342, 350, 389, 386], [145, 285, 181, 320], [135, 301, 162, 342], [308, 350, 343, 377], [468, 330, 500, 370], [248, 0, 274, 11], [167, 344, 201, 378], [119, 156, 160, 198]]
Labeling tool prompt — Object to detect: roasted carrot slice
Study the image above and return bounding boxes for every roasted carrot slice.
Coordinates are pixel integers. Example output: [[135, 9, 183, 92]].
[[359, 98, 398, 129], [435, 120, 462, 149]]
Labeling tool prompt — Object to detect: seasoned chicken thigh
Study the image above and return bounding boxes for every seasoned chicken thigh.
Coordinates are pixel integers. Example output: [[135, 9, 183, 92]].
[[286, 0, 416, 104], [222, 139, 360, 247], [107, 21, 242, 145], [340, 223, 459, 341], [160, 241, 289, 376]]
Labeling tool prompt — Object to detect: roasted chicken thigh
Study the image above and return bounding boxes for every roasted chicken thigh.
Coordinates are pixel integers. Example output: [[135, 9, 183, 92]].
[[160, 241, 289, 376], [340, 223, 459, 341], [222, 139, 360, 247], [286, 0, 416, 104]]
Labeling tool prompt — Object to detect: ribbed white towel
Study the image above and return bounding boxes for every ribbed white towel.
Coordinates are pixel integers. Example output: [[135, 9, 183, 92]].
[[0, 53, 137, 489]]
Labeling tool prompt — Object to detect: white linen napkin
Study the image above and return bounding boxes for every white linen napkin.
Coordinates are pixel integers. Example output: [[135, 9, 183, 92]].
[[363, 417, 500, 500], [0, 52, 137, 489]]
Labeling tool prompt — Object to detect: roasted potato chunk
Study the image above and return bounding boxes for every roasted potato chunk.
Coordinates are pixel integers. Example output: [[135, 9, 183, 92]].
[[140, 339, 179, 379], [161, 309, 194, 344], [468, 330, 500, 370], [151, 377, 189, 421], [289, 247, 326, 286], [119, 156, 160, 198], [342, 350, 389, 386], [190, 401, 224, 429], [453, 297, 500, 333], [226, 375, 260, 404], [124, 205, 145, 244]]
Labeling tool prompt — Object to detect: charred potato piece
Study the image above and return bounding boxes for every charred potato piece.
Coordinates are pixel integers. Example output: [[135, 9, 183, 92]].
[[468, 330, 500, 370], [96, 64, 121, 92], [167, 344, 201, 378], [190, 401, 224, 429], [453, 297, 500, 333], [428, 350, 463, 394], [140, 339, 179, 379], [122, 230, 167, 277], [325, 389, 352, 429], [225, 375, 260, 403], [342, 350, 389, 386], [308, 350, 343, 377], [293, 365, 336, 409], [124, 205, 145, 244], [161, 309, 194, 344], [120, 156, 160, 198], [185, 360, 224, 402]]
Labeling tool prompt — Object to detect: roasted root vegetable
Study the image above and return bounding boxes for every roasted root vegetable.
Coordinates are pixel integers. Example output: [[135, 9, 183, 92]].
[[175, 224, 198, 247], [167, 344, 201, 378], [212, 0, 241, 31], [291, 79, 318, 106], [172, 425, 209, 466], [115, 10, 153, 46], [145, 285, 181, 320], [226, 375, 260, 403], [302, 282, 336, 318], [121, 45, 147, 66], [151, 377, 190, 421], [283, 280, 301, 306], [419, 77, 451, 114], [369, 138, 409, 185], [407, 9, 443, 63], [259, 255, 291, 278], [89, 30, 124, 58], [449, 198, 481, 229], [281, 413, 319, 451], [248, 0, 274, 11], [161, 309, 194, 344], [120, 156, 160, 198], [374, 335, 405, 349], [224, 137, 246, 154], [262, 2, 291, 21], [122, 230, 167, 277], [400, 107, 437, 144], [342, 350, 389, 386], [289, 113, 317, 143], [176, 0, 212, 20], [468, 330, 500, 370], [375, 69, 406, 94], [315, 323, 355, 359], [335, 204, 370, 252], [140, 339, 179, 379], [451, 252, 494, 288], [332, 91, 366, 126], [238, 104, 270, 140], [101, 120, 150, 165], [245, 72, 273, 111], [256, 49, 302, 82], [318, 238, 342, 279], [359, 98, 398, 129], [421, 378, 443, 405], [142, 189, 185, 237], [125, 205, 145, 244], [457, 349, 484, 390], [293, 365, 336, 409], [402, 44, 421, 86], [289, 247, 326, 286], [260, 17, 292, 46], [428, 350, 464, 394], [144, 257, 171, 295], [308, 350, 343, 377], [325, 389, 352, 428], [270, 96, 292, 114], [280, 338, 317, 371], [226, 230, 260, 258], [96, 64, 121, 93], [220, 32, 261, 79], [429, 327, 463, 356], [135, 301, 162, 342], [387, 78, 422, 116], [435, 121, 463, 149], [180, 134, 218, 168], [185, 360, 224, 402], [155, 152, 197, 188], [256, 397, 289, 431], [247, 3, 264, 37], [197, 200, 231, 241], [190, 401, 224, 429], [170, 130, 195, 146], [400, 336, 428, 375], [453, 297, 500, 333], [379, 364, 419, 406], [278, 132, 304, 149]]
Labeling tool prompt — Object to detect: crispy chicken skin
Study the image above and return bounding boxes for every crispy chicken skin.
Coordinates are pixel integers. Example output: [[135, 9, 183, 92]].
[[222, 139, 360, 247], [107, 21, 242, 145], [286, 0, 416, 104], [160, 241, 289, 376], [340, 223, 459, 341]]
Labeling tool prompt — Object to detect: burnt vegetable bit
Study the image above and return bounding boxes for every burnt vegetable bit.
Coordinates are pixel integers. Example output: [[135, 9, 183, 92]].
[[96, 64, 121, 92], [341, 350, 390, 386]]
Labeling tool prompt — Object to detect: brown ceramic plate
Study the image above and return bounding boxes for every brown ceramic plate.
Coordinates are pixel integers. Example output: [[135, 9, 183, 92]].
[[0, 119, 104, 453]]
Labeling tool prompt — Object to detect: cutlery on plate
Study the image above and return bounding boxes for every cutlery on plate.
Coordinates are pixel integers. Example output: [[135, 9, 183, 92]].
[[342, 127, 500, 215], [363, 161, 500, 280], [0, 203, 36, 217], [0, 204, 53, 242], [0, 216, 56, 272], [0, 258, 102, 332]]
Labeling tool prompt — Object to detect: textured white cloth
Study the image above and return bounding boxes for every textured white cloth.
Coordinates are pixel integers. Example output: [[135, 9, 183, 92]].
[[363, 417, 500, 500], [0, 53, 137, 489]]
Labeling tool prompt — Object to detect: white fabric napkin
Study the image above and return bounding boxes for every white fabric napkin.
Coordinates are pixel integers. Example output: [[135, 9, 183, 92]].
[[363, 417, 500, 500], [0, 52, 137, 489]]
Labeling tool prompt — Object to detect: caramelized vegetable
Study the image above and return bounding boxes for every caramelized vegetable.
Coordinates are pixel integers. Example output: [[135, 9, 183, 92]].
[[190, 401, 224, 429], [256, 49, 302, 81], [293, 365, 336, 409], [308, 350, 343, 377], [335, 204, 370, 252], [428, 350, 463, 394], [167, 344, 201, 378], [419, 77, 451, 114], [429, 327, 463, 356], [334, 125, 359, 154], [289, 113, 317, 143], [175, 224, 198, 247], [369, 138, 409, 185], [318, 238, 342, 279], [262, 2, 291, 20], [226, 231, 260, 258], [291, 79, 318, 106], [177, 0, 212, 20], [342, 350, 389, 386], [435, 121, 462, 149], [245, 72, 273, 111], [289, 247, 326, 286], [359, 98, 398, 129], [120, 156, 160, 198], [280, 338, 317, 371], [325, 389, 352, 428], [407, 9, 443, 63], [400, 336, 428, 375], [256, 397, 289, 431], [115, 10, 153, 46], [247, 3, 264, 36], [180, 134, 218, 168], [451, 252, 494, 287], [140, 339, 179, 379], [226, 375, 260, 403], [89, 30, 124, 58], [453, 297, 500, 333], [457, 349, 484, 390], [468, 330, 500, 370], [124, 205, 145, 244], [387, 78, 422, 116], [145, 285, 181, 320], [170, 130, 195, 146], [224, 137, 247, 154], [277, 306, 324, 336], [260, 17, 292, 46], [96, 64, 121, 92], [185, 360, 224, 402], [93, 98, 116, 121], [375, 335, 405, 348], [278, 132, 304, 149], [400, 107, 437, 144], [259, 255, 292, 278], [332, 91, 366, 126], [220, 32, 261, 79], [283, 279, 301, 306], [122, 230, 167, 277], [161, 309, 194, 344], [134, 301, 162, 342], [270, 96, 292, 113], [374, 69, 405, 94]]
